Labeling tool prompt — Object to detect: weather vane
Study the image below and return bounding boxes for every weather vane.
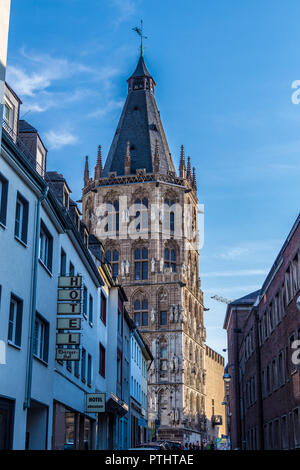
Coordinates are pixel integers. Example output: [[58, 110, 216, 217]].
[[132, 20, 147, 57]]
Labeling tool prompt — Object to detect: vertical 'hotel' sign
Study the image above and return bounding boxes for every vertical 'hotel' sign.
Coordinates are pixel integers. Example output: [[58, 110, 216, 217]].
[[56, 275, 82, 361]]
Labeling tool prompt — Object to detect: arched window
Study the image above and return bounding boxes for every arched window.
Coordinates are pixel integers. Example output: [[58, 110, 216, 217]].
[[105, 249, 119, 278], [134, 247, 148, 280], [134, 198, 148, 231], [163, 198, 175, 232], [164, 247, 176, 272], [160, 346, 168, 370], [104, 200, 119, 233], [133, 297, 148, 326]]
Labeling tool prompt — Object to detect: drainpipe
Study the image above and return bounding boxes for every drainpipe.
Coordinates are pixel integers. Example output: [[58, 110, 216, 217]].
[[24, 185, 48, 409]]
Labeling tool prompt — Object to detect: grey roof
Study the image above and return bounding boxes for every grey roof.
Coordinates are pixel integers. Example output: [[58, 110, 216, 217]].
[[19, 120, 37, 133], [128, 55, 152, 79], [230, 289, 261, 306], [103, 56, 175, 177]]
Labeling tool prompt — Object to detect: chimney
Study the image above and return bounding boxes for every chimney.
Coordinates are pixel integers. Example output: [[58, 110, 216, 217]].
[[124, 141, 131, 175]]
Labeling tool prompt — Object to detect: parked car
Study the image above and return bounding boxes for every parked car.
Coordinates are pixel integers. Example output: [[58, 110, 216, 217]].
[[159, 440, 185, 450]]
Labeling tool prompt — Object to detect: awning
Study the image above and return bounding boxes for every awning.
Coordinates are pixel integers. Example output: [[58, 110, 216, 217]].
[[106, 393, 128, 417]]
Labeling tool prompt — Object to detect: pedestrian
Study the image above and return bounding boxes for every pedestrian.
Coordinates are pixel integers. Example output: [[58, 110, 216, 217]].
[[200, 441, 204, 451], [184, 442, 189, 450], [210, 441, 215, 450], [189, 442, 193, 451], [196, 441, 200, 450]]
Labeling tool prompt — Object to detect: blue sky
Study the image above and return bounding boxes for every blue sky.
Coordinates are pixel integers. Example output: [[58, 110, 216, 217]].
[[6, 0, 300, 355]]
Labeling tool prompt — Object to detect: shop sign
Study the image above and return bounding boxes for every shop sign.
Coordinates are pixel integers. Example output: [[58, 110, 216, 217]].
[[56, 348, 80, 361], [86, 393, 106, 413], [57, 318, 81, 330], [56, 333, 80, 345]]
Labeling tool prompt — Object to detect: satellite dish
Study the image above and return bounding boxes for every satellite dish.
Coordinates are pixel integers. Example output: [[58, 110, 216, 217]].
[[297, 295, 300, 312]]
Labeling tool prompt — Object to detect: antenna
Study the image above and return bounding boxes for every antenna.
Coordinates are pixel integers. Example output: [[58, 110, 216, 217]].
[[132, 20, 147, 57]]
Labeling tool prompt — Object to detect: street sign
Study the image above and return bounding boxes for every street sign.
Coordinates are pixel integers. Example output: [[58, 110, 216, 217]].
[[57, 302, 81, 315], [56, 333, 80, 345], [86, 393, 106, 413], [57, 318, 81, 330], [56, 348, 80, 361], [58, 276, 82, 288], [58, 289, 81, 301]]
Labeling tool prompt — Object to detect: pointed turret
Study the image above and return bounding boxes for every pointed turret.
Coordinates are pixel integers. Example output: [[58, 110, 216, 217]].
[[94, 145, 103, 180], [192, 167, 197, 191], [154, 139, 160, 172], [84, 155, 89, 186], [179, 145, 186, 178], [103, 54, 175, 177], [124, 141, 131, 175], [186, 156, 192, 181]]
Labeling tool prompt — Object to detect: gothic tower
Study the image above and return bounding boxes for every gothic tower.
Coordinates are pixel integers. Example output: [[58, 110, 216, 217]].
[[82, 53, 207, 442]]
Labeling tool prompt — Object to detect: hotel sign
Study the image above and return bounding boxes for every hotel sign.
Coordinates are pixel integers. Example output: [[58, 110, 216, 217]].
[[57, 302, 81, 315], [56, 333, 80, 345], [57, 318, 81, 330], [56, 348, 80, 361], [58, 289, 81, 301], [58, 276, 82, 288], [56, 275, 82, 362], [86, 393, 106, 413]]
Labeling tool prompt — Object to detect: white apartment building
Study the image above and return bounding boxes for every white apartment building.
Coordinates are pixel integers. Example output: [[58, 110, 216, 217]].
[[0, 83, 130, 450]]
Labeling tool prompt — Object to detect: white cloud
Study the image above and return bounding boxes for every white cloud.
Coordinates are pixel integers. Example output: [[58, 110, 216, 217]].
[[201, 269, 268, 277], [219, 246, 250, 260], [6, 48, 119, 115], [6, 66, 51, 97], [45, 130, 78, 150]]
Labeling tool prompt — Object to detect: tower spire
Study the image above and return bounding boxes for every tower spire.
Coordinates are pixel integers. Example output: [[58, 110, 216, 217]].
[[124, 141, 131, 175], [94, 145, 103, 179], [186, 156, 192, 181], [154, 139, 160, 172], [84, 155, 89, 186], [192, 167, 197, 191], [179, 145, 186, 178]]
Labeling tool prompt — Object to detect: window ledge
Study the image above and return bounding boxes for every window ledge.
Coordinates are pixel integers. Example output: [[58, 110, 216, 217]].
[[38, 259, 53, 277], [7, 340, 21, 351], [33, 354, 48, 367], [83, 314, 88, 320], [0, 221, 6, 230], [14, 235, 27, 248], [89, 321, 93, 328]]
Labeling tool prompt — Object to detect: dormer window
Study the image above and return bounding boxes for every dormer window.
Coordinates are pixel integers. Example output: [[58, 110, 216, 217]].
[[3, 100, 14, 128], [63, 187, 69, 209], [36, 147, 45, 177]]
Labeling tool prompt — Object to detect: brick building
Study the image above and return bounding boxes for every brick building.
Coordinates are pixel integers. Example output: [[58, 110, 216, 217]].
[[224, 213, 300, 449]]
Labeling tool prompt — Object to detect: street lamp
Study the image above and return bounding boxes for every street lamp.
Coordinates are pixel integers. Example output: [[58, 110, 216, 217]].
[[223, 372, 231, 384]]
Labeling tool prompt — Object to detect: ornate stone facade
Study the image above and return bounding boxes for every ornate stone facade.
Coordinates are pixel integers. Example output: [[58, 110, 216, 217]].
[[82, 54, 207, 442]]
